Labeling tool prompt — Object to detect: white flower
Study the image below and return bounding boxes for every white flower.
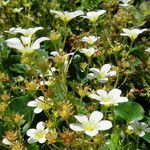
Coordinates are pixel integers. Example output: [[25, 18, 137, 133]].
[[14, 27, 43, 37], [50, 10, 84, 23], [27, 121, 49, 143], [13, 7, 23, 13], [2, 138, 13, 145], [119, 0, 130, 7], [5, 27, 22, 34], [27, 96, 51, 114], [5, 36, 49, 53], [5, 27, 43, 37], [145, 48, 150, 53], [82, 10, 106, 22], [120, 28, 147, 42], [69, 111, 112, 137], [128, 121, 150, 137], [87, 64, 116, 83], [80, 47, 97, 57], [81, 36, 100, 45], [89, 89, 128, 106]]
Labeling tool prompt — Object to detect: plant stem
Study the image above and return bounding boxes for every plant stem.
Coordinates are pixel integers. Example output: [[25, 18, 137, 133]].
[[136, 136, 140, 149]]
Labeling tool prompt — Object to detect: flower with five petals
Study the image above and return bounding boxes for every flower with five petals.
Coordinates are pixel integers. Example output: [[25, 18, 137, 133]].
[[27, 121, 49, 143], [89, 89, 128, 106], [87, 64, 116, 83], [69, 111, 112, 137]]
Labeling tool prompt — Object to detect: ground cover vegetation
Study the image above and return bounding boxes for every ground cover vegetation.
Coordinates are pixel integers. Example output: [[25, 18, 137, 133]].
[[0, 0, 150, 149]]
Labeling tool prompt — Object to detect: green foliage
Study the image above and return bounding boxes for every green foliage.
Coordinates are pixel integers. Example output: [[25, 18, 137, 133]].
[[114, 102, 144, 122]]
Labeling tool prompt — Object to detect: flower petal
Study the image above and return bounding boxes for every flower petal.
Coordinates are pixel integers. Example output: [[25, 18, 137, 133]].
[[117, 97, 128, 103], [139, 131, 145, 137], [97, 78, 108, 83], [31, 37, 49, 50], [69, 123, 84, 131], [107, 71, 116, 77], [87, 73, 95, 80], [109, 89, 122, 97], [27, 129, 37, 137], [36, 121, 45, 130], [38, 138, 47, 143], [85, 130, 98, 137], [89, 111, 103, 123], [97, 90, 107, 98], [89, 68, 101, 74], [5, 38, 25, 51], [34, 107, 43, 114], [74, 114, 88, 123], [97, 120, 112, 131], [101, 64, 111, 74], [2, 138, 12, 145], [27, 100, 38, 107], [28, 137, 37, 144], [89, 93, 100, 101]]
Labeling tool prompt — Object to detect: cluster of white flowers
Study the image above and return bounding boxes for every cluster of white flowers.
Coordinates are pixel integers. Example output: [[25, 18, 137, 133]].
[[50, 9, 106, 23], [2, 7, 149, 147], [5, 27, 49, 54]]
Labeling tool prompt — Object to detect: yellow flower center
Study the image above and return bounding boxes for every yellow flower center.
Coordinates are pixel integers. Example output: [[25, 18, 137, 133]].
[[38, 102, 51, 110], [35, 131, 45, 139], [82, 122, 97, 131]]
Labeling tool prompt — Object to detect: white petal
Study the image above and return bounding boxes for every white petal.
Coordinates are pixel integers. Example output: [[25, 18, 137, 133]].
[[74, 114, 88, 123], [117, 97, 128, 103], [139, 131, 145, 137], [31, 37, 49, 50], [38, 138, 46, 143], [37, 96, 45, 101], [20, 36, 31, 45], [69, 123, 84, 131], [28, 137, 37, 144], [85, 130, 99, 137], [89, 93, 101, 101], [97, 90, 107, 98], [89, 68, 101, 74], [27, 129, 37, 137], [36, 121, 45, 130], [128, 125, 133, 130], [89, 111, 103, 123], [109, 89, 122, 97], [87, 73, 95, 80], [34, 107, 43, 114], [107, 71, 116, 77], [101, 64, 111, 74], [2, 138, 12, 145], [27, 101, 38, 107], [5, 38, 25, 51], [97, 120, 112, 131], [97, 78, 108, 83]]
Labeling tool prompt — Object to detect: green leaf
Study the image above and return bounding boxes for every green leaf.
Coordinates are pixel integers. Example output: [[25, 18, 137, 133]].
[[9, 95, 33, 121], [143, 132, 150, 143], [114, 102, 144, 122], [10, 64, 31, 74], [26, 144, 39, 150]]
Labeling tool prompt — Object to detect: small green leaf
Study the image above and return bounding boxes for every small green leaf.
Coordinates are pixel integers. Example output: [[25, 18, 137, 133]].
[[143, 132, 150, 143], [26, 144, 39, 150], [10, 64, 31, 74], [9, 95, 33, 121], [114, 102, 144, 122]]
